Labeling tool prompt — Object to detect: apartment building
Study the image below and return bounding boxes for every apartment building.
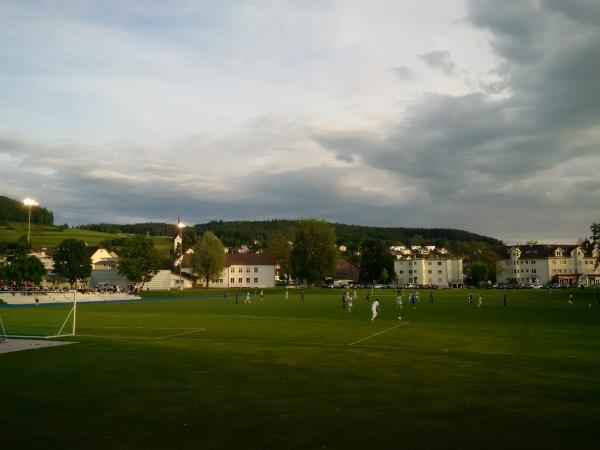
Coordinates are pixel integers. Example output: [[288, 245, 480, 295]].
[[496, 244, 600, 286], [394, 257, 463, 288]]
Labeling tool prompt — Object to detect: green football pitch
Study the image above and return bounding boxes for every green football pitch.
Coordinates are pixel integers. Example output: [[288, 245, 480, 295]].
[[1, 288, 599, 449]]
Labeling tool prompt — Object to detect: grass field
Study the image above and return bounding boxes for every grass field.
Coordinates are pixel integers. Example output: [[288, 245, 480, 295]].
[[0, 222, 173, 250], [1, 287, 600, 449]]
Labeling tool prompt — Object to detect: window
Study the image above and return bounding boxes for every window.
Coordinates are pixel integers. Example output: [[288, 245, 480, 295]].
[[438, 270, 442, 274], [254, 278, 258, 283], [230, 278, 235, 283], [532, 269, 536, 273], [246, 278, 250, 283], [408, 270, 412, 274], [238, 267, 242, 273], [526, 260, 529, 264], [399, 270, 404, 274], [254, 267, 258, 273], [231, 267, 234, 273], [238, 278, 243, 283], [428, 261, 432, 266], [246, 267, 250, 272], [438, 261, 442, 266], [427, 270, 432, 274]]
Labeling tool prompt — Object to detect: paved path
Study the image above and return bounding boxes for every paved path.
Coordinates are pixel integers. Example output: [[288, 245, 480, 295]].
[[0, 339, 76, 355]]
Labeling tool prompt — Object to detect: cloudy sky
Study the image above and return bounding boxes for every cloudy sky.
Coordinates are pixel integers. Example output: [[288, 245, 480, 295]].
[[1, 0, 599, 243]]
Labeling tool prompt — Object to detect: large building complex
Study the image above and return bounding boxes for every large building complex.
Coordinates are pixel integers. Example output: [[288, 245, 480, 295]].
[[496, 244, 600, 286]]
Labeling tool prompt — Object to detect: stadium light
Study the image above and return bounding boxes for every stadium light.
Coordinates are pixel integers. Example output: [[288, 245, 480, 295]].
[[22, 198, 39, 244], [177, 222, 186, 290]]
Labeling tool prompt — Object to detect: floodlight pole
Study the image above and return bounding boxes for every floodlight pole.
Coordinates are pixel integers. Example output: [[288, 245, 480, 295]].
[[27, 204, 32, 243], [23, 198, 38, 244]]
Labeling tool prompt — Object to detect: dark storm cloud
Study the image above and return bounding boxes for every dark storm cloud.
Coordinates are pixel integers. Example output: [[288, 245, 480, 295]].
[[418, 50, 455, 75]]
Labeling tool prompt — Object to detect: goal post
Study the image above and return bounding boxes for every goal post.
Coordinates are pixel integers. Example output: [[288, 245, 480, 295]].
[[0, 290, 77, 339]]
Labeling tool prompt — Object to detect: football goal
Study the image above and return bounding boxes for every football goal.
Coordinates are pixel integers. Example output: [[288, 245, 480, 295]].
[[0, 290, 77, 339]]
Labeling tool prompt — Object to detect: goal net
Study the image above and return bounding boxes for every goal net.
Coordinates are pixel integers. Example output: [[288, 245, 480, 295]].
[[0, 291, 77, 339]]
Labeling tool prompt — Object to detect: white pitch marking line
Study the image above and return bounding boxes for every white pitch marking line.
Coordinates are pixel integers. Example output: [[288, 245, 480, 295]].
[[348, 321, 410, 346], [159, 329, 206, 339]]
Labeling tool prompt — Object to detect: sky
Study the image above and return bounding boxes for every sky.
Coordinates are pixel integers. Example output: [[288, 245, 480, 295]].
[[1, 0, 599, 244]]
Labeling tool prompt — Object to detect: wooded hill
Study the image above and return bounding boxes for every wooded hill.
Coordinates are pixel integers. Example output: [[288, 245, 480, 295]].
[[0, 195, 54, 225], [79, 219, 502, 250]]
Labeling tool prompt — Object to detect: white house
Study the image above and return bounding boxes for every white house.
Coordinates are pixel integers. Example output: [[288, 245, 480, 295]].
[[87, 246, 119, 269]]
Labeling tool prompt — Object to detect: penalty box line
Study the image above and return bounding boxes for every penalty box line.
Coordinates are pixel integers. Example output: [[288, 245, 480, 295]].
[[158, 329, 206, 339], [348, 321, 410, 346]]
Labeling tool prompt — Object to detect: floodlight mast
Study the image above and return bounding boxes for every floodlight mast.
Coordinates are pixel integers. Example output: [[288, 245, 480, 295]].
[[23, 198, 39, 244]]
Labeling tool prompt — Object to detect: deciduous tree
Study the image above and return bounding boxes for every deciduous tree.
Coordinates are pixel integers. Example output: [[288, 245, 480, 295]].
[[359, 239, 395, 284], [117, 236, 162, 289], [591, 222, 600, 267], [191, 231, 225, 288], [0, 238, 46, 285], [291, 219, 337, 285], [52, 239, 92, 288], [267, 228, 294, 282], [469, 261, 489, 285]]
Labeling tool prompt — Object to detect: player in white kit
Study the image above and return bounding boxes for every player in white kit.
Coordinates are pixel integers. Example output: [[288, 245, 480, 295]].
[[371, 299, 380, 321]]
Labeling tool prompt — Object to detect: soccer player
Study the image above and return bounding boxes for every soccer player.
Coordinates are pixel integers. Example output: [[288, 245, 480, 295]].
[[503, 294, 507, 307], [245, 292, 251, 303], [396, 293, 403, 312], [467, 291, 473, 304], [568, 293, 574, 304], [300, 290, 305, 303], [284, 289, 289, 302], [371, 298, 380, 321], [429, 290, 434, 303], [411, 293, 416, 311], [477, 296, 483, 310], [347, 295, 353, 314], [260, 290, 264, 302]]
